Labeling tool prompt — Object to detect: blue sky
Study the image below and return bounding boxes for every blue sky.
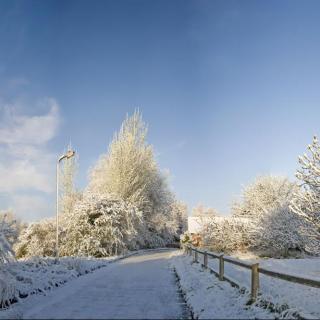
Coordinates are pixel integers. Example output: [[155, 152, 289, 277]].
[[1, 0, 320, 221]]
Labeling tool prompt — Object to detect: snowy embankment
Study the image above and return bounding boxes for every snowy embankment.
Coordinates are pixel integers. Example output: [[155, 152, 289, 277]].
[[171, 252, 274, 319], [0, 252, 136, 316], [171, 252, 320, 319], [207, 254, 320, 319]]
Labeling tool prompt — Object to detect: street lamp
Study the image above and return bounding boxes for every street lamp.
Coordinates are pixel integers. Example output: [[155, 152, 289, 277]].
[[56, 149, 75, 259]]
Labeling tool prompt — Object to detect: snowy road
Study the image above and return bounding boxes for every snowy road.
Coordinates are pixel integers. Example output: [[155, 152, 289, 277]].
[[22, 250, 187, 319]]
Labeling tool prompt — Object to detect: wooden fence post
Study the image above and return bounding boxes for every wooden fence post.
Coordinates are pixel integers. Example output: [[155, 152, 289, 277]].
[[251, 263, 259, 301], [204, 251, 208, 268], [219, 254, 224, 281], [194, 250, 198, 263]]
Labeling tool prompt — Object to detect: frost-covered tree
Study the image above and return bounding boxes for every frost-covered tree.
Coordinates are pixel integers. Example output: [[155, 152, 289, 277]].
[[60, 192, 143, 257], [192, 204, 218, 217], [0, 214, 17, 263], [291, 136, 320, 235], [88, 111, 176, 246], [232, 175, 297, 218], [229, 175, 317, 256], [0, 211, 26, 247], [14, 218, 56, 258], [89, 111, 157, 211], [170, 200, 188, 239]]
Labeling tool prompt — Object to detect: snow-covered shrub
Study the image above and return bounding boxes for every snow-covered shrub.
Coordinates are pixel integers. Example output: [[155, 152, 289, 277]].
[[180, 231, 191, 244], [14, 218, 56, 258], [0, 214, 18, 264], [0, 211, 26, 247], [60, 193, 142, 257], [228, 175, 316, 256], [200, 216, 254, 253], [291, 136, 320, 238], [0, 272, 16, 307], [251, 205, 315, 257]]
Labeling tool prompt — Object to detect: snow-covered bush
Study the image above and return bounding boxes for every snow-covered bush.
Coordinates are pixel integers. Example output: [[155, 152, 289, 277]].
[[0, 214, 18, 264], [14, 218, 56, 258], [291, 136, 320, 237], [60, 193, 143, 257], [252, 205, 315, 257], [0, 211, 26, 247], [0, 272, 16, 308], [228, 175, 315, 256], [200, 216, 254, 253]]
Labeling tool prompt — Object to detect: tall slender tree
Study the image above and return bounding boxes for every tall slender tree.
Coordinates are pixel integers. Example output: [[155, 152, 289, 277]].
[[89, 111, 171, 220], [291, 136, 320, 235], [88, 110, 179, 247]]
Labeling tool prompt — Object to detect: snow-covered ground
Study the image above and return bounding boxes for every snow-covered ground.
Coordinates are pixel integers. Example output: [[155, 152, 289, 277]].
[[0, 253, 137, 319], [204, 253, 320, 318], [171, 252, 276, 319], [1, 250, 187, 319], [3, 249, 318, 320], [176, 250, 320, 319]]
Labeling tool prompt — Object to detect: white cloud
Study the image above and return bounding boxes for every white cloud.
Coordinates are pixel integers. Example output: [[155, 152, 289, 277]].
[[0, 98, 59, 145], [0, 160, 53, 193], [11, 194, 53, 221], [0, 98, 60, 221]]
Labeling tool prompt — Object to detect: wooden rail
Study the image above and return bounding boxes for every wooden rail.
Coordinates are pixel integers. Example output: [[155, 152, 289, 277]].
[[184, 245, 320, 301]]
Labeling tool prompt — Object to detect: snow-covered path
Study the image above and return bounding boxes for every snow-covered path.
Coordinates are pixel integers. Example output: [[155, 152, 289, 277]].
[[22, 250, 186, 319]]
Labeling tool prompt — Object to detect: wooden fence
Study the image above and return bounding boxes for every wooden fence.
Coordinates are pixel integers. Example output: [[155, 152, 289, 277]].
[[184, 245, 320, 301]]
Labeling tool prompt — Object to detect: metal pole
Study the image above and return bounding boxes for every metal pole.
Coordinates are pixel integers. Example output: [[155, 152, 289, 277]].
[[55, 150, 75, 260], [56, 161, 59, 259]]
